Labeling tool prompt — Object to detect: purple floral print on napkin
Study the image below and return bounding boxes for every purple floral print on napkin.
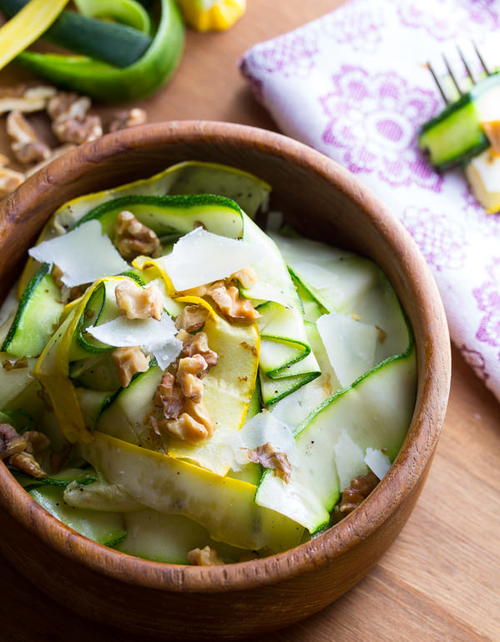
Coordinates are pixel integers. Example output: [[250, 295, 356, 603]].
[[241, 0, 500, 400]]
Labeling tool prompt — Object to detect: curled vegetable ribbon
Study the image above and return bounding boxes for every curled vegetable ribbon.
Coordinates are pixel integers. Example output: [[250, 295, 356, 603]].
[[0, 0, 70, 70], [34, 277, 124, 444]]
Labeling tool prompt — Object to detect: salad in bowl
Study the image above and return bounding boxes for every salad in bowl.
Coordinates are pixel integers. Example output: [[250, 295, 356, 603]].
[[0, 161, 417, 565]]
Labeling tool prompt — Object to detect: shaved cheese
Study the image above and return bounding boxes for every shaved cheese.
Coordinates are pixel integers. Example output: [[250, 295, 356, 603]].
[[88, 313, 181, 370], [160, 227, 263, 291], [334, 430, 368, 490], [317, 312, 378, 387], [364, 448, 391, 480], [243, 281, 291, 308], [29, 221, 129, 287]]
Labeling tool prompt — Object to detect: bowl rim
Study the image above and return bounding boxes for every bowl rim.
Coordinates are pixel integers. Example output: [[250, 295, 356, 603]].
[[0, 120, 451, 593]]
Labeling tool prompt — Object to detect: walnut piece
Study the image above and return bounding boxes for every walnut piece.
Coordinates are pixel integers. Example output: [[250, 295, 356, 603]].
[[164, 403, 213, 443], [334, 471, 379, 521], [0, 84, 56, 115], [0, 424, 48, 478], [114, 210, 161, 261], [147, 329, 219, 443], [6, 111, 51, 165], [176, 355, 208, 400], [115, 280, 163, 321], [180, 331, 218, 368], [109, 108, 147, 132], [112, 346, 150, 388], [187, 545, 224, 566], [48, 92, 102, 145], [206, 281, 260, 322], [175, 304, 208, 332], [0, 166, 25, 197], [231, 267, 257, 289], [248, 442, 292, 483], [153, 372, 184, 420], [2, 357, 28, 371]]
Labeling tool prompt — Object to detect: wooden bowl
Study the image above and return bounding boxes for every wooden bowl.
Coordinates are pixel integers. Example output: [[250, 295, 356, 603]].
[[0, 122, 451, 640]]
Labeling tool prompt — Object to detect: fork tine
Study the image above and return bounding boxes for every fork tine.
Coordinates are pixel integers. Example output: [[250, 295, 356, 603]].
[[427, 61, 449, 104], [472, 41, 491, 76], [457, 46, 475, 85], [442, 53, 463, 96]]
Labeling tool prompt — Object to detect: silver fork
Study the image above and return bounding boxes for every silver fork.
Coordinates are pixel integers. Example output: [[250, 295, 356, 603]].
[[427, 42, 493, 104]]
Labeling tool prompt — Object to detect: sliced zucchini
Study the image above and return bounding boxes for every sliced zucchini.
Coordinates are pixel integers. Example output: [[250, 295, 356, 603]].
[[419, 72, 500, 169], [256, 343, 417, 533], [0, 0, 152, 68], [19, 162, 270, 294], [115, 510, 210, 563], [54, 161, 270, 232], [0, 353, 42, 416], [15, 467, 96, 491], [73, 193, 245, 239], [83, 432, 304, 552], [97, 362, 162, 447], [2, 264, 64, 358], [30, 485, 126, 546], [63, 477, 142, 512]]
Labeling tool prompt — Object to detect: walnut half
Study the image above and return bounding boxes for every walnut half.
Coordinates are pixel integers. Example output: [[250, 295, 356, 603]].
[[187, 545, 224, 566], [6, 111, 51, 165], [112, 346, 150, 388], [0, 424, 48, 478], [114, 211, 161, 261], [115, 280, 163, 321]]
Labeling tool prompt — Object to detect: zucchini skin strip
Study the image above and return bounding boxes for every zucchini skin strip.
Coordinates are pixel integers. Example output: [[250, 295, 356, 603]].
[[0, 0, 70, 71], [15, 0, 185, 102], [0, 0, 151, 68]]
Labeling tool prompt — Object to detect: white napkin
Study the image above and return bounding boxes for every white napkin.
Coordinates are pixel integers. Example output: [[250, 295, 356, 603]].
[[241, 0, 500, 401]]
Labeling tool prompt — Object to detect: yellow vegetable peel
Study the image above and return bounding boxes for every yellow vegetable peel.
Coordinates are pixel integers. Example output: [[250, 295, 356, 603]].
[[0, 0, 70, 71], [33, 276, 123, 444], [169, 296, 260, 475]]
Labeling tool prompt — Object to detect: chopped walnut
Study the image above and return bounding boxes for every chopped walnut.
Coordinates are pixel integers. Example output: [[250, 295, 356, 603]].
[[175, 304, 208, 332], [115, 280, 163, 321], [176, 355, 208, 400], [112, 346, 149, 388], [0, 424, 48, 478], [180, 331, 218, 368], [231, 267, 257, 289], [53, 114, 102, 145], [153, 372, 184, 419], [48, 92, 102, 145], [334, 471, 379, 521], [187, 545, 224, 566], [248, 442, 292, 483], [108, 108, 147, 132], [0, 84, 56, 115], [2, 357, 28, 371], [206, 281, 259, 322], [6, 111, 51, 165], [166, 395, 214, 443], [47, 92, 90, 121], [114, 210, 161, 261], [0, 166, 25, 197]]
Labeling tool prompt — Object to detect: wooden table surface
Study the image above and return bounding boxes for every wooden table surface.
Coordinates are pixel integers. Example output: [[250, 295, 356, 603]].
[[0, 2, 499, 641]]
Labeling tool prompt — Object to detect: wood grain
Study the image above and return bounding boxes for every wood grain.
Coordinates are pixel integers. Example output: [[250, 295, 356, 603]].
[[0, 1, 497, 640]]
